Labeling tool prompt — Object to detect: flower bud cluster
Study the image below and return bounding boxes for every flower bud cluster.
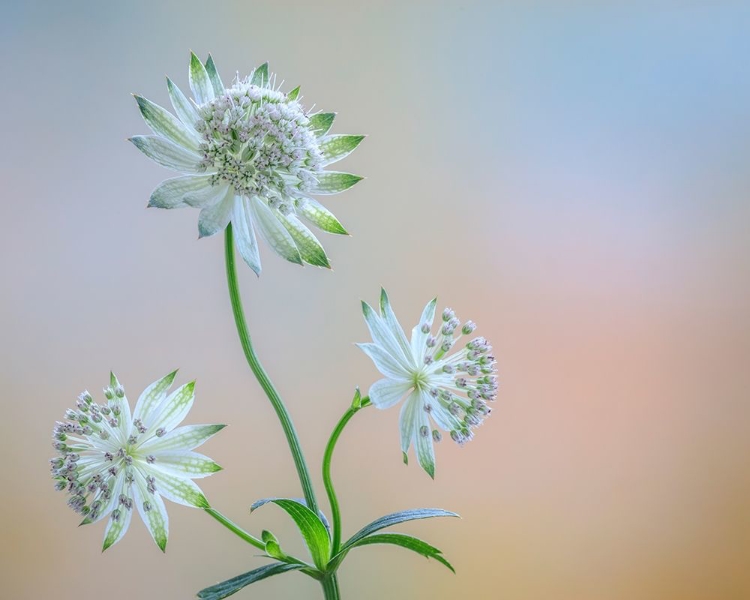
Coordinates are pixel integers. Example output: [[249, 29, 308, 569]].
[[424, 308, 498, 445], [195, 78, 324, 206]]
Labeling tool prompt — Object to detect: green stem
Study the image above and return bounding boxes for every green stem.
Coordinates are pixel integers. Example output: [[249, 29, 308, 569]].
[[321, 574, 341, 600], [204, 507, 265, 550], [323, 397, 371, 556], [224, 224, 319, 514]]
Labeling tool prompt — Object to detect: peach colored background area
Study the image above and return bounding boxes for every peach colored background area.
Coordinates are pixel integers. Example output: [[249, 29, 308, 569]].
[[1, 2, 749, 599]]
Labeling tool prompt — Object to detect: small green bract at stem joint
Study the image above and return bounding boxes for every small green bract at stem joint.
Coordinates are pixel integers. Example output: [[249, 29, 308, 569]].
[[358, 289, 499, 478], [130, 52, 365, 276], [50, 371, 225, 552]]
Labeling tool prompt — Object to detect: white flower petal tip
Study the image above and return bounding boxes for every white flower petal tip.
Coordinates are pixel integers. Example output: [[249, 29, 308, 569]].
[[50, 372, 223, 551], [359, 290, 498, 477], [132, 52, 365, 274]]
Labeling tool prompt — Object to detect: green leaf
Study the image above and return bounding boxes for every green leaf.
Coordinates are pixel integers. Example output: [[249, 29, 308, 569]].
[[335, 533, 455, 573], [197, 563, 303, 600], [309, 172, 363, 195], [251, 498, 331, 570], [319, 134, 365, 166], [299, 198, 348, 235], [287, 85, 301, 101], [309, 112, 335, 137], [189, 51, 214, 105], [205, 54, 224, 97], [342, 508, 459, 551], [251, 62, 269, 87], [134, 95, 201, 152]]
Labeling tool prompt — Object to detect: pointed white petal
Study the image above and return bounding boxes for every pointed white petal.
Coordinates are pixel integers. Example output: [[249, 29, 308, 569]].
[[319, 134, 365, 166], [150, 451, 222, 479], [129, 135, 202, 173], [149, 469, 208, 508], [427, 396, 461, 432], [276, 212, 330, 268], [102, 503, 133, 551], [379, 289, 414, 364], [248, 196, 302, 264], [399, 391, 420, 454], [368, 378, 412, 410], [133, 370, 177, 428], [139, 424, 226, 453], [134, 95, 201, 151], [198, 188, 234, 238], [189, 52, 214, 105], [309, 171, 363, 195], [356, 343, 411, 380], [167, 77, 200, 130], [299, 197, 348, 234], [133, 469, 169, 551], [309, 113, 335, 137], [361, 301, 412, 368], [149, 175, 215, 209], [184, 182, 229, 208], [232, 197, 262, 275], [411, 298, 437, 359], [415, 399, 436, 478], [204, 54, 224, 97], [149, 381, 195, 434]]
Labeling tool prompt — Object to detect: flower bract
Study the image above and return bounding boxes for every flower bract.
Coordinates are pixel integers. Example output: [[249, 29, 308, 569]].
[[131, 53, 364, 275], [50, 371, 224, 551], [358, 290, 498, 477]]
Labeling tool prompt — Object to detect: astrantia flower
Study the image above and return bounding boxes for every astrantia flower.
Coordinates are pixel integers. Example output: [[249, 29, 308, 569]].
[[130, 52, 364, 275], [358, 290, 498, 477], [50, 371, 224, 551]]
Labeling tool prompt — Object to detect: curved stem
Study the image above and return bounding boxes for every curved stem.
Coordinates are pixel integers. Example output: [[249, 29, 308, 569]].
[[323, 397, 371, 556], [321, 574, 341, 600], [204, 507, 265, 550], [224, 224, 318, 514]]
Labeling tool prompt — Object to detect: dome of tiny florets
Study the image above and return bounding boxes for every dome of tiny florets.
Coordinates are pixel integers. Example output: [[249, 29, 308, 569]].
[[195, 79, 324, 214]]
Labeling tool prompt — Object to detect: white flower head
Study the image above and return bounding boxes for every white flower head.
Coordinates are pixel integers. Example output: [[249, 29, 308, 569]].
[[358, 290, 498, 478], [50, 371, 224, 551], [130, 52, 364, 275]]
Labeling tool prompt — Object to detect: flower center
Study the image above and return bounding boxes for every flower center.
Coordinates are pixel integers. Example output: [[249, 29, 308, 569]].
[[194, 81, 324, 206]]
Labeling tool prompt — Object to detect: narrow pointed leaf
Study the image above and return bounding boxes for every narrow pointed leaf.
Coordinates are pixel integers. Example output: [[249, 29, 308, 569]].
[[342, 508, 459, 551], [134, 95, 200, 151], [205, 54, 225, 96], [335, 533, 454, 573], [299, 198, 348, 234], [150, 381, 195, 433], [198, 189, 234, 238], [250, 498, 330, 570], [150, 451, 222, 478], [197, 563, 304, 600], [309, 113, 335, 137], [319, 134, 365, 166], [309, 172, 363, 195]]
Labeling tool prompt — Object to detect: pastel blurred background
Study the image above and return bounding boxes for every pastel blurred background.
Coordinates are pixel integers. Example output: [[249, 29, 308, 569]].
[[2, 1, 749, 598]]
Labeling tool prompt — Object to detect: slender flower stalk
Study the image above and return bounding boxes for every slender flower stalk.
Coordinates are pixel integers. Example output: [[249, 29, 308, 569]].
[[323, 395, 371, 555], [204, 507, 265, 551], [224, 223, 318, 513]]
